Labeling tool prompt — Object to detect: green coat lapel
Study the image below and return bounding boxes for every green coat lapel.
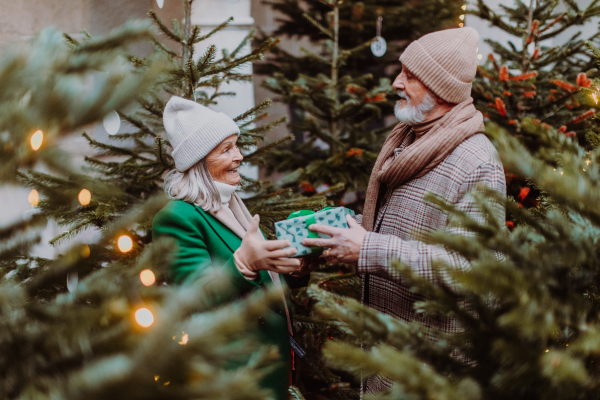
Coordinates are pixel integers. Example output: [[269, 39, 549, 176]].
[[193, 206, 241, 253]]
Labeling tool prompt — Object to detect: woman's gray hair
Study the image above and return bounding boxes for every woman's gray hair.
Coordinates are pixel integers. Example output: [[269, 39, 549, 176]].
[[163, 158, 221, 212]]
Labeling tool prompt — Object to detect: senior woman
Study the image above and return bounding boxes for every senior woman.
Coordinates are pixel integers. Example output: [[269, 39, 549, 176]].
[[152, 96, 300, 399]]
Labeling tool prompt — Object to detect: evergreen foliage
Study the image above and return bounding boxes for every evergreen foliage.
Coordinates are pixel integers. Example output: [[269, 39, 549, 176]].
[[311, 114, 600, 400], [260, 0, 394, 200], [298, 1, 600, 399], [471, 0, 600, 209], [0, 1, 326, 398], [257, 0, 463, 206], [256, 1, 462, 398]]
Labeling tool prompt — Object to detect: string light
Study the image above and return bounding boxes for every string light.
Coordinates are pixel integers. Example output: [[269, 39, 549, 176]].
[[140, 269, 156, 286], [179, 333, 189, 345], [477, 54, 483, 60], [28, 189, 39, 207], [30, 130, 43, 151], [154, 375, 160, 381], [462, 4, 466, 10], [78, 189, 91, 206], [459, 23, 464, 28], [118, 235, 133, 253], [135, 308, 154, 328], [459, 14, 465, 20], [80, 244, 90, 258]]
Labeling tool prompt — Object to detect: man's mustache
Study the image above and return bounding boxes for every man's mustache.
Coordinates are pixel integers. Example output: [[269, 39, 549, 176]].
[[389, 91, 409, 102]]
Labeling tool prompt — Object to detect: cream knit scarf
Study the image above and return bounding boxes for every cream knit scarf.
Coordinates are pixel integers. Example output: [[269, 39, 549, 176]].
[[362, 98, 484, 232], [209, 182, 293, 335]]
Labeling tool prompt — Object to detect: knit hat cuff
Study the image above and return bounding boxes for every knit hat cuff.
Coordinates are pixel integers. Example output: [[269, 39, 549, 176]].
[[171, 112, 239, 172], [400, 41, 472, 104]]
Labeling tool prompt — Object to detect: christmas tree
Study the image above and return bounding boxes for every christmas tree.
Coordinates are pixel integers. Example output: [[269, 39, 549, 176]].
[[258, 1, 463, 397], [257, 0, 464, 207], [311, 115, 600, 400], [299, 1, 600, 398], [471, 0, 600, 209], [258, 0, 463, 89], [1, 1, 326, 398]]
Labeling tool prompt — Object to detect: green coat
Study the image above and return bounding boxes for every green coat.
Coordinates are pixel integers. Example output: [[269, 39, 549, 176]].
[[152, 200, 290, 399]]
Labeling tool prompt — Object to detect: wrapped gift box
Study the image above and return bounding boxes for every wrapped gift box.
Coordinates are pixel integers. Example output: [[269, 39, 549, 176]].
[[274, 207, 356, 258]]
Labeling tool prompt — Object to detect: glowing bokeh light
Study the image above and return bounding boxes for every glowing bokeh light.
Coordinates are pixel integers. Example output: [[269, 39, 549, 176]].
[[118, 235, 133, 253], [80, 244, 90, 258], [78, 189, 91, 206], [30, 130, 43, 151], [179, 333, 189, 345], [140, 269, 156, 286], [28, 189, 39, 207], [135, 308, 154, 328]]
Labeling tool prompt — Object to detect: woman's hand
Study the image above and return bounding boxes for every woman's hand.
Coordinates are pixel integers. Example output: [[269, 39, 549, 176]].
[[234, 215, 302, 275]]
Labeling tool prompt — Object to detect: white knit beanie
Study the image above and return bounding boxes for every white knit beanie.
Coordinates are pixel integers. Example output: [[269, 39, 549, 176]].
[[400, 27, 479, 104], [163, 96, 240, 172]]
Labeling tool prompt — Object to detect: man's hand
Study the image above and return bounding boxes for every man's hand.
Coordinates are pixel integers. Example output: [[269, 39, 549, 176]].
[[302, 215, 367, 264]]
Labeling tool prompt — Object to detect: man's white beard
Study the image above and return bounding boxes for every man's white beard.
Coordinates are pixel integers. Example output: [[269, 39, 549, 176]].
[[394, 91, 436, 125]]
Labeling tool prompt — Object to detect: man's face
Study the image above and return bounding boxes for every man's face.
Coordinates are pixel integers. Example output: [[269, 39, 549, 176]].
[[392, 66, 436, 125]]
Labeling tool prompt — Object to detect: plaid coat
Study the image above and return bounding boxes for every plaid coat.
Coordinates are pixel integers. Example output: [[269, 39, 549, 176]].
[[355, 131, 506, 393]]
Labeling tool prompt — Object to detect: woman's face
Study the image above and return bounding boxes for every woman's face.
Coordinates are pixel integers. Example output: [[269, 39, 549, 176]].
[[206, 134, 243, 185]]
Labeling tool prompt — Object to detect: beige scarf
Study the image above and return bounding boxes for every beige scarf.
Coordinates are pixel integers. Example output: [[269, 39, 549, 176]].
[[209, 192, 293, 335], [362, 98, 484, 232]]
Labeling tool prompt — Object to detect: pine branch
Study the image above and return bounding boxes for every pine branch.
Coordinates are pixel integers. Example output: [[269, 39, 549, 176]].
[[117, 112, 158, 137], [195, 17, 234, 43], [150, 35, 179, 58], [234, 99, 273, 122], [63, 33, 79, 46], [231, 28, 256, 59], [243, 134, 294, 163], [74, 20, 153, 53], [148, 10, 182, 43], [196, 44, 217, 72], [302, 13, 333, 39]]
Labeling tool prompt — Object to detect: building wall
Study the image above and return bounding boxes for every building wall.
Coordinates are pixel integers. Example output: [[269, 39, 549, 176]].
[[0, 0, 182, 258]]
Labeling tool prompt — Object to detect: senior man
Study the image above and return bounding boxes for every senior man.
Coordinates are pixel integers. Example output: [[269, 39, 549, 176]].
[[303, 27, 506, 392]]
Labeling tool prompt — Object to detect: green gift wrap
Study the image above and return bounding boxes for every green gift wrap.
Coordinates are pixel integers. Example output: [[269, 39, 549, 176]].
[[274, 207, 356, 258]]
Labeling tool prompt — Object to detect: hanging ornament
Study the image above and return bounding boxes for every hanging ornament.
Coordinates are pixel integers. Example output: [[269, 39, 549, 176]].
[[371, 12, 387, 57], [67, 271, 78, 293], [103, 110, 121, 136], [156, 0, 164, 8]]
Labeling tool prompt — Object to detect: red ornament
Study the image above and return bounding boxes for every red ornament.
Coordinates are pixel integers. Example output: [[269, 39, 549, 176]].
[[508, 72, 538, 81], [499, 66, 509, 81], [577, 73, 592, 88], [518, 187, 530, 201], [552, 80, 577, 92], [495, 98, 507, 117], [346, 148, 363, 158]]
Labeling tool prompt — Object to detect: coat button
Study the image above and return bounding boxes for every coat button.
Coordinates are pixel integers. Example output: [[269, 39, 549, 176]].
[[258, 317, 266, 325]]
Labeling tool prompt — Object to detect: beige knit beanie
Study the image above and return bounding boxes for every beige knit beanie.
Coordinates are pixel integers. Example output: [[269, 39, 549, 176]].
[[163, 96, 240, 172], [400, 27, 479, 104]]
